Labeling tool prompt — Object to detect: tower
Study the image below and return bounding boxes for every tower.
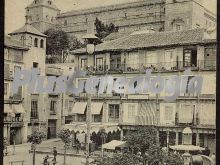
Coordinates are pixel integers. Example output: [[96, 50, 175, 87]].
[[164, 0, 215, 31], [25, 0, 60, 33]]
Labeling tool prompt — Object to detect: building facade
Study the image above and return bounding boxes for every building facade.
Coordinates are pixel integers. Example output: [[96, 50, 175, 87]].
[[25, 0, 216, 39], [68, 28, 216, 153]]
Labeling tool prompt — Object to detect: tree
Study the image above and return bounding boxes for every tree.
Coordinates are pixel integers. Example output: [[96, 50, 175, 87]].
[[93, 153, 142, 165], [57, 129, 72, 165], [44, 28, 84, 63], [94, 18, 119, 40], [124, 127, 158, 154], [27, 130, 46, 165], [94, 127, 184, 165]]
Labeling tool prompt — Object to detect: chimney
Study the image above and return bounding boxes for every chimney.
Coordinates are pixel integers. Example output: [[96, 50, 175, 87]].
[[87, 16, 95, 34]]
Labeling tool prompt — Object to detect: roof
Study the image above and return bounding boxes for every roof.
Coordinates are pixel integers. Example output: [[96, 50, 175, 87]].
[[58, 0, 163, 18], [103, 31, 132, 41], [26, 0, 60, 11], [4, 36, 29, 50], [9, 24, 47, 37], [102, 140, 127, 150], [72, 28, 216, 54]]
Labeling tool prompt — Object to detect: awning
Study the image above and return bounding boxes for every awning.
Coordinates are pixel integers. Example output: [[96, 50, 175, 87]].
[[178, 105, 194, 123], [135, 102, 157, 125], [102, 140, 127, 150], [169, 145, 205, 151], [91, 102, 103, 115], [62, 123, 121, 134], [4, 104, 14, 113], [72, 102, 87, 114], [12, 104, 25, 113]]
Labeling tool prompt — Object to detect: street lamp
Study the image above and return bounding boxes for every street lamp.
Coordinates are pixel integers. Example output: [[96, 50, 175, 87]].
[[82, 33, 100, 165]]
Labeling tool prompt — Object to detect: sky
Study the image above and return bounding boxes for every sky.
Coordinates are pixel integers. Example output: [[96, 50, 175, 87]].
[[5, 0, 217, 35]]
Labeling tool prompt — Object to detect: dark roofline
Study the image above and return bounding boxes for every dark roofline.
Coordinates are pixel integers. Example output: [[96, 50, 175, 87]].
[[72, 40, 216, 55], [57, 0, 164, 18], [5, 44, 29, 50], [9, 31, 47, 38]]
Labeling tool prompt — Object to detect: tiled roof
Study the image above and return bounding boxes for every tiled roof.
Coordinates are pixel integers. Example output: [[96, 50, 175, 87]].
[[26, 0, 60, 11], [73, 29, 216, 54], [58, 0, 163, 18], [4, 36, 29, 50], [9, 24, 47, 37], [103, 31, 132, 41]]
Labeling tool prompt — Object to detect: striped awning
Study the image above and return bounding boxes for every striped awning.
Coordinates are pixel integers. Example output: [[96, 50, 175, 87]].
[[62, 123, 121, 134], [91, 102, 103, 115], [72, 102, 87, 114], [135, 102, 157, 125]]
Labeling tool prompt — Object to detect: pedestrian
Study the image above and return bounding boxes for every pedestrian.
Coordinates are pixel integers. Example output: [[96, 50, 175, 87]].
[[43, 155, 50, 165], [53, 147, 57, 161], [76, 140, 80, 154]]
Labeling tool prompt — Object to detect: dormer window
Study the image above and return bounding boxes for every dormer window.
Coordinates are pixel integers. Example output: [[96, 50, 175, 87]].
[[34, 38, 38, 47]]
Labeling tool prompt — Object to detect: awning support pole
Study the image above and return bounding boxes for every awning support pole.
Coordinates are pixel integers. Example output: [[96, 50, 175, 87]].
[[86, 93, 91, 165]]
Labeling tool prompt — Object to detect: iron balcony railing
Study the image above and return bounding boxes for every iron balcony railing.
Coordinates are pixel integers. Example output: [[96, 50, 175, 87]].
[[79, 60, 216, 74]]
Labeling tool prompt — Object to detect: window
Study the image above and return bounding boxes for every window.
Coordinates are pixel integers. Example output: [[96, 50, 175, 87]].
[[64, 20, 68, 26], [69, 100, 73, 112], [33, 62, 38, 68], [31, 100, 38, 119], [204, 47, 216, 69], [40, 39, 44, 48], [34, 38, 38, 47], [175, 24, 182, 31], [14, 66, 21, 75], [4, 83, 8, 96], [65, 99, 69, 109], [81, 58, 87, 69], [29, 36, 32, 45], [164, 106, 173, 121], [183, 48, 197, 67], [96, 58, 103, 70], [109, 104, 119, 121], [48, 0, 52, 5], [50, 100, 57, 114], [36, 14, 39, 21], [128, 105, 135, 118], [51, 17, 54, 22]]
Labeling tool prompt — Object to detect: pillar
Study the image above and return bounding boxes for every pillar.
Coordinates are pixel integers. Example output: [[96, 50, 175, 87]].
[[156, 130, 160, 145], [7, 125, 10, 143], [175, 131, 179, 145], [120, 129, 124, 140], [196, 132, 200, 146], [166, 131, 169, 150]]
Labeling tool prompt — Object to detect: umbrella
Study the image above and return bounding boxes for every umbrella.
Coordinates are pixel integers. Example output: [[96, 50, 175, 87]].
[[169, 145, 205, 151]]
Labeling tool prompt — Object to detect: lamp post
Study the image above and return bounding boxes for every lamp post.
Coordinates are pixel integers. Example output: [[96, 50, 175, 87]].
[[82, 33, 100, 165]]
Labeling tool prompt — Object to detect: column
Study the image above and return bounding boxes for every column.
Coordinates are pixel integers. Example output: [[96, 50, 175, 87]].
[[7, 125, 10, 143], [156, 130, 160, 145], [175, 131, 179, 145], [196, 132, 200, 146], [166, 131, 169, 150], [120, 129, 124, 140]]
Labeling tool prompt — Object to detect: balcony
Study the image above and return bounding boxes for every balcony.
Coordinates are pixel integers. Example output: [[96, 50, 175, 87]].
[[80, 60, 216, 74], [46, 67, 63, 76]]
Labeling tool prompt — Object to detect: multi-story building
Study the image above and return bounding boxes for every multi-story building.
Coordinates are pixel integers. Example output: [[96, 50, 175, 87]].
[[25, 0, 216, 39], [4, 36, 29, 144], [45, 63, 74, 139], [4, 20, 47, 143], [68, 28, 216, 153]]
